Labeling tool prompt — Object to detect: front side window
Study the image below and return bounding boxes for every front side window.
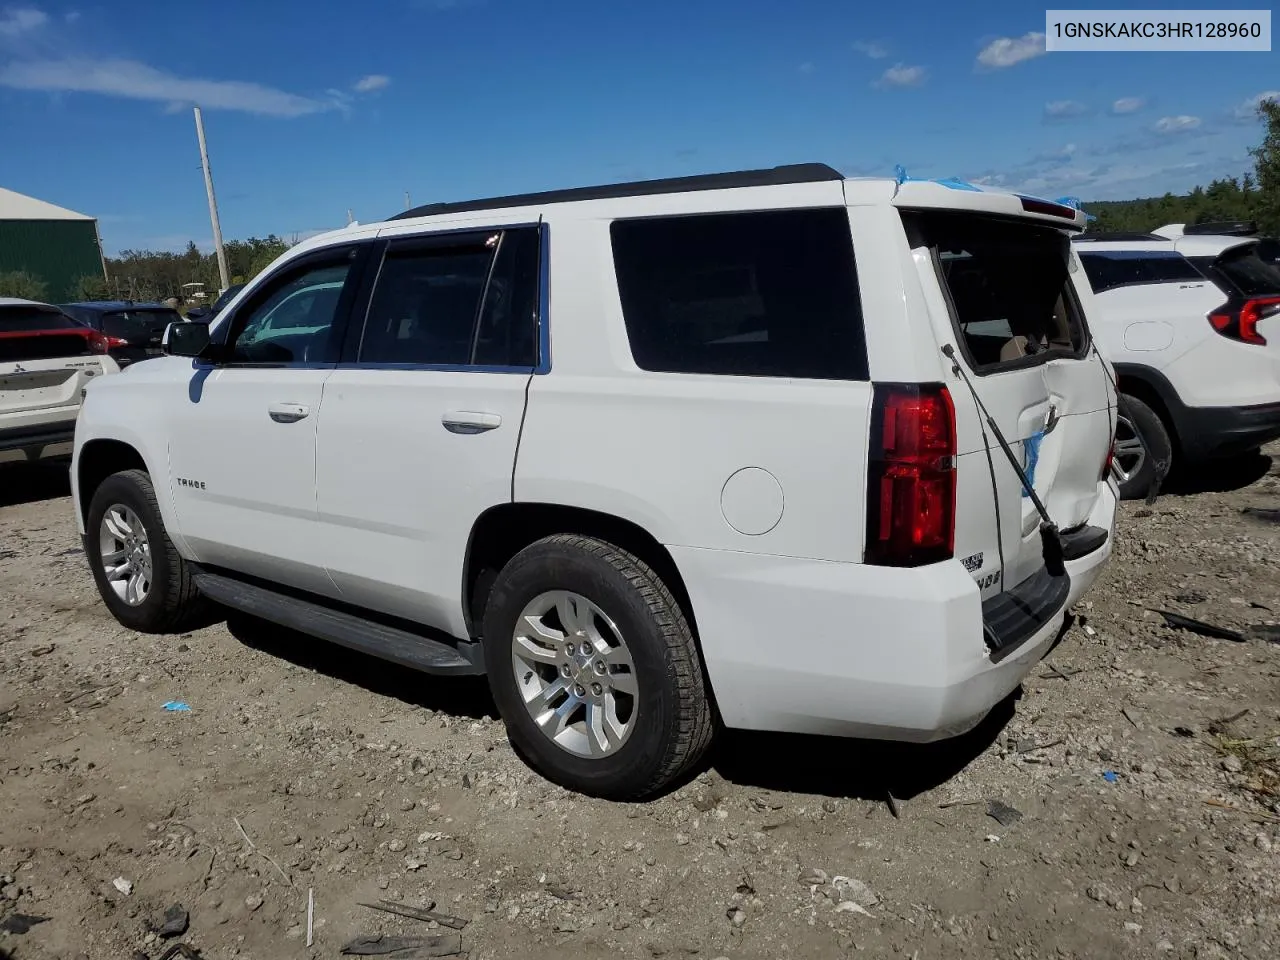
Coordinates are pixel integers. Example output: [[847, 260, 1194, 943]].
[[358, 227, 540, 367], [906, 212, 1086, 371], [227, 259, 354, 364], [610, 208, 868, 380]]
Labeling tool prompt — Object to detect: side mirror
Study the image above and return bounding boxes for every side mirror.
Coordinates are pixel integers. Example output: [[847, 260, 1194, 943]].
[[185, 306, 210, 321], [163, 320, 212, 358]]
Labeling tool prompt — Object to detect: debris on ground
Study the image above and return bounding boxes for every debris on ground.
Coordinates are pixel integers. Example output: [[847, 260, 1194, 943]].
[[1153, 610, 1246, 642], [0, 914, 48, 934], [155, 903, 189, 939], [112, 877, 134, 896], [986, 800, 1023, 827], [359, 899, 469, 929], [340, 933, 463, 957]]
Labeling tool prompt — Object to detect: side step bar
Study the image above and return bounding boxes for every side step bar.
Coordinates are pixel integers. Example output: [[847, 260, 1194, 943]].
[[192, 570, 485, 676]]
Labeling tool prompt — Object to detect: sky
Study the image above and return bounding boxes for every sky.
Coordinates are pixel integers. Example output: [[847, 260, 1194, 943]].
[[0, 1, 1277, 255]]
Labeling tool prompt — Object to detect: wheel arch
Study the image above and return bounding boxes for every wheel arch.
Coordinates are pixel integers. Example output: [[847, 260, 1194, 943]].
[[77, 438, 150, 528], [1111, 362, 1188, 456], [462, 502, 701, 648]]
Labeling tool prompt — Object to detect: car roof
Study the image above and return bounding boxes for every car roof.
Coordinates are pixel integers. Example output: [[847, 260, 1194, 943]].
[[1172, 235, 1260, 258], [0, 297, 58, 308], [61, 300, 174, 311], [1070, 238, 1178, 253]]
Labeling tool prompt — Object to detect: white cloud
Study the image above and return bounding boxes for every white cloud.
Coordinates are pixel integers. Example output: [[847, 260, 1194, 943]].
[[1111, 97, 1147, 115], [853, 40, 889, 59], [0, 7, 48, 35], [0, 58, 339, 117], [1044, 100, 1089, 120], [353, 74, 390, 93], [1234, 90, 1280, 119], [976, 32, 1046, 69], [1154, 114, 1201, 134], [876, 63, 927, 89]]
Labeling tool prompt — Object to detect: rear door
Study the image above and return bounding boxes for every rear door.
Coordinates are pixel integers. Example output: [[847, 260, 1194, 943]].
[[313, 224, 541, 636], [0, 304, 107, 433], [904, 212, 1113, 595]]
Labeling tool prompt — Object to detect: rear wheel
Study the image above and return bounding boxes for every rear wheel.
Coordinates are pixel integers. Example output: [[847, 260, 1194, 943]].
[[85, 469, 210, 633], [482, 534, 714, 800], [1114, 395, 1172, 500]]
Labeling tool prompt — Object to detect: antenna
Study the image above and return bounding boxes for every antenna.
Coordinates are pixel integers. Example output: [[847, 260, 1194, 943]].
[[346, 208, 354, 226], [404, 191, 411, 211], [193, 106, 230, 291]]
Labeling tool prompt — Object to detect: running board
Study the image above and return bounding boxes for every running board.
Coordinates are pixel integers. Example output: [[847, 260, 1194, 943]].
[[192, 570, 484, 676]]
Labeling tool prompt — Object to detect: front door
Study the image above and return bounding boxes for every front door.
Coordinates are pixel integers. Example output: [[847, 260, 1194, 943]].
[[166, 243, 370, 595], [314, 224, 543, 636]]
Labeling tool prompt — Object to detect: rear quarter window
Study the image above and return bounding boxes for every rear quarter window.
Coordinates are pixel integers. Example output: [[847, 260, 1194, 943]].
[[0, 305, 83, 333], [609, 208, 868, 380], [1211, 246, 1280, 298]]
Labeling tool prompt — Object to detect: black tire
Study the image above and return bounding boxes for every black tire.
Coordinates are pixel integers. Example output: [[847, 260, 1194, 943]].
[[482, 534, 715, 800], [85, 469, 211, 633], [1114, 395, 1173, 501]]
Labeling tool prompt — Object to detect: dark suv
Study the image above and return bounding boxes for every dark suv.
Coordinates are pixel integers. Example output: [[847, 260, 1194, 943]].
[[60, 301, 184, 367]]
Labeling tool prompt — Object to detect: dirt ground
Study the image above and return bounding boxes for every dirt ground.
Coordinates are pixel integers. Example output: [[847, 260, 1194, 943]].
[[1, 451, 1279, 960]]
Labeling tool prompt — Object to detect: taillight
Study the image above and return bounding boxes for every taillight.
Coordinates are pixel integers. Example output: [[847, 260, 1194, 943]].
[[87, 331, 129, 354], [1102, 440, 1115, 481], [865, 383, 957, 567], [1208, 296, 1280, 346]]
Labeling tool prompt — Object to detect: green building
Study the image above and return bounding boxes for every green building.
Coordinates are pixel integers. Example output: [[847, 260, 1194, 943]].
[[0, 186, 105, 302]]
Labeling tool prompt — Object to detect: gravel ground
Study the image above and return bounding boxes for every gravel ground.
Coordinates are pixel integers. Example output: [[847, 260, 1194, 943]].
[[1, 450, 1278, 960]]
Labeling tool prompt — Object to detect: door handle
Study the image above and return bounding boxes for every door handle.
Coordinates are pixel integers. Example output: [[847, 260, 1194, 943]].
[[442, 411, 502, 434], [268, 402, 310, 424]]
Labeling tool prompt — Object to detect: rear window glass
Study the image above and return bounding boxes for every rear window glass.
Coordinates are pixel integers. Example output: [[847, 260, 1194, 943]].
[[100, 309, 181, 341], [904, 212, 1085, 371], [0, 305, 82, 333], [1077, 251, 1205, 293], [1211, 246, 1280, 298], [610, 208, 868, 380]]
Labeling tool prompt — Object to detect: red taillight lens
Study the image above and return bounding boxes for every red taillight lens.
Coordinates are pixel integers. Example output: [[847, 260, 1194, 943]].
[[1208, 296, 1280, 346], [865, 383, 957, 567]]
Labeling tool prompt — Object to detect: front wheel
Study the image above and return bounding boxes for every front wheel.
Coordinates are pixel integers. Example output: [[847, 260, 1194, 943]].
[[85, 469, 211, 633], [1113, 395, 1173, 500], [481, 535, 715, 800]]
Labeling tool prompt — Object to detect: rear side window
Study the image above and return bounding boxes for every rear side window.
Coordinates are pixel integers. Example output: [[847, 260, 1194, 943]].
[[359, 227, 540, 368], [1078, 251, 1205, 293], [0, 305, 82, 333], [101, 309, 180, 341], [610, 208, 868, 380], [1208, 246, 1280, 298], [905, 212, 1086, 372]]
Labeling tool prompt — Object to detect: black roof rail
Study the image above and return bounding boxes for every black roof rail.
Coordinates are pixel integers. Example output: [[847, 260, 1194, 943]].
[[1073, 232, 1168, 242], [1182, 220, 1258, 237], [390, 163, 846, 220]]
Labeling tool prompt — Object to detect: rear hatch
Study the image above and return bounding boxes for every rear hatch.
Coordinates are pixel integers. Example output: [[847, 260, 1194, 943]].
[[0, 304, 107, 419], [1185, 242, 1280, 351], [901, 206, 1114, 597]]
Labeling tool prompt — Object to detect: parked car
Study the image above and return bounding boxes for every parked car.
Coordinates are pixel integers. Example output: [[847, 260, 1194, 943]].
[[1073, 231, 1280, 498], [60, 301, 185, 368], [185, 282, 245, 321], [71, 164, 1119, 798], [1, 298, 119, 465]]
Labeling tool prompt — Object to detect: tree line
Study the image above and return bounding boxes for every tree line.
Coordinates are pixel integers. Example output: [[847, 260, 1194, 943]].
[[1084, 99, 1280, 234]]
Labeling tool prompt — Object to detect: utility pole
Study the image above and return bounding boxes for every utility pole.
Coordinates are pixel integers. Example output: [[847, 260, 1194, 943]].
[[193, 106, 230, 292]]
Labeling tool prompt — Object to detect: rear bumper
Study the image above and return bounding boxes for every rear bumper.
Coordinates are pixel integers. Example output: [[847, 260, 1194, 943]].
[[0, 419, 77, 461], [672, 483, 1116, 740], [1182, 401, 1280, 459]]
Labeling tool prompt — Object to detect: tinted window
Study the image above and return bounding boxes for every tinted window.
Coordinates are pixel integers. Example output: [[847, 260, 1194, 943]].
[[100, 309, 181, 343], [358, 227, 540, 368], [0, 305, 82, 332], [1212, 246, 1280, 298], [229, 258, 354, 364], [1078, 251, 1205, 293], [610, 209, 868, 380], [906, 213, 1084, 370]]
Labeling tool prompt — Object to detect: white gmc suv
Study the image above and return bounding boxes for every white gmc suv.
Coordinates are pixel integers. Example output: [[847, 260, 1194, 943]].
[[72, 165, 1119, 798]]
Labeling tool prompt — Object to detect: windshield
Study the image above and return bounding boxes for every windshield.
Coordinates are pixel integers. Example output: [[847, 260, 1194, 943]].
[[0, 305, 82, 333], [100, 309, 181, 341]]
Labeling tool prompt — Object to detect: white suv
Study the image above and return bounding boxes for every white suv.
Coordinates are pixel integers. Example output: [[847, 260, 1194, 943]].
[[1073, 230, 1280, 498], [1, 298, 119, 465], [72, 165, 1118, 798]]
